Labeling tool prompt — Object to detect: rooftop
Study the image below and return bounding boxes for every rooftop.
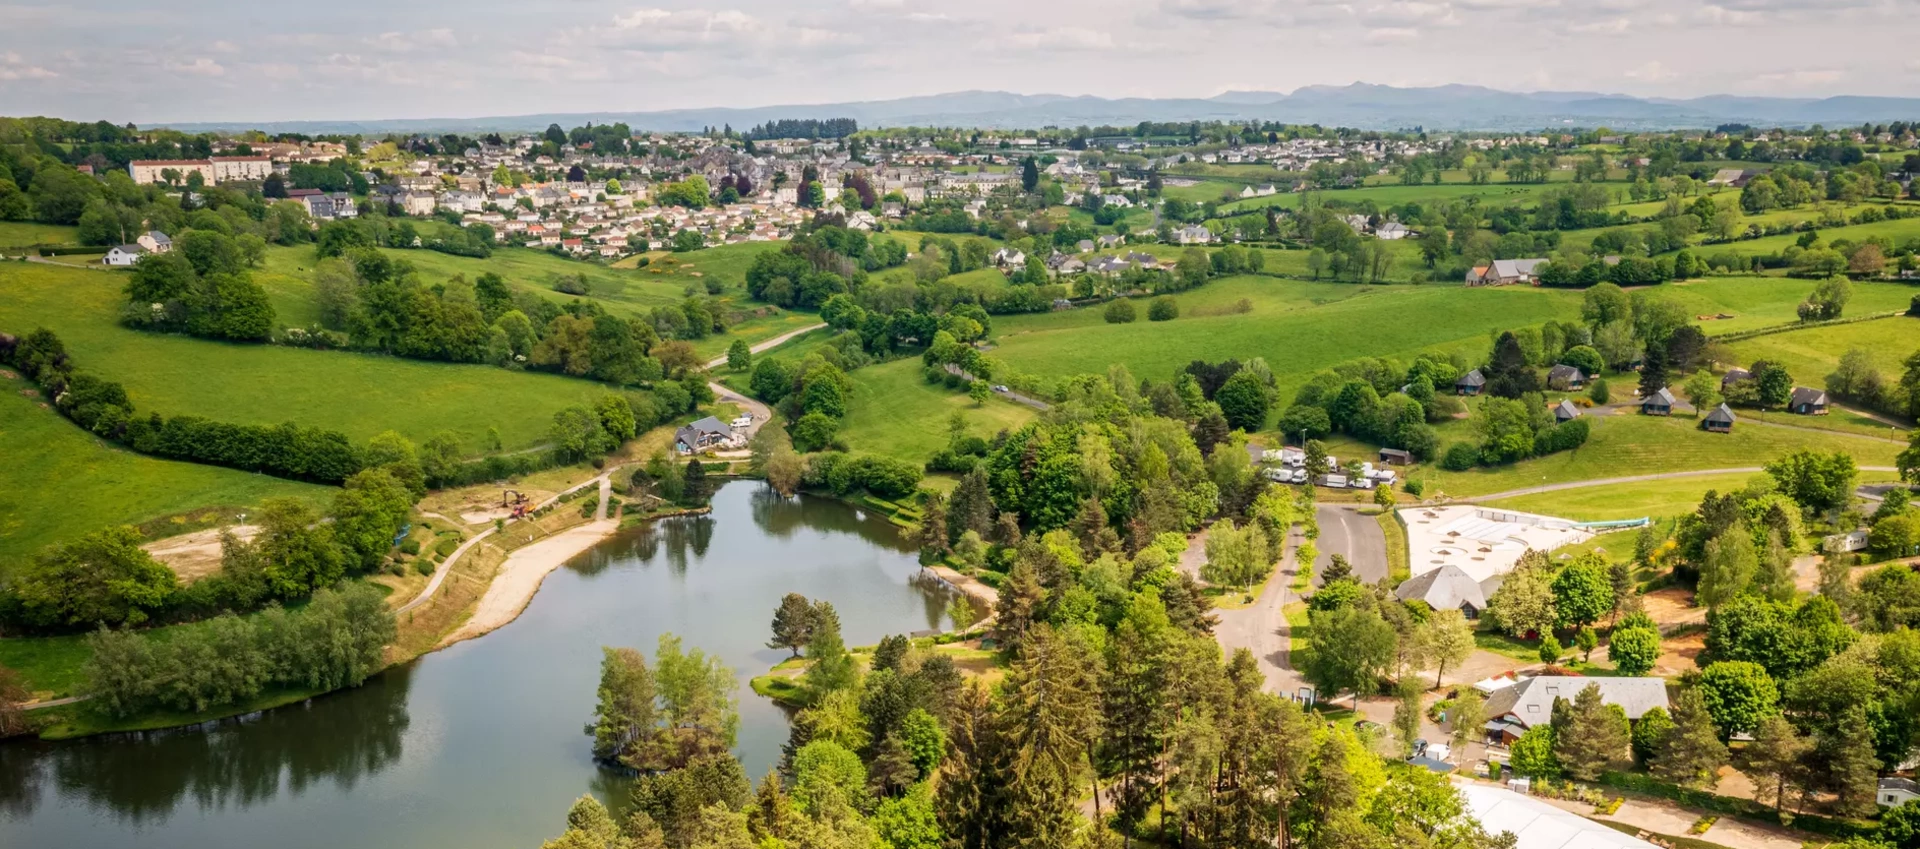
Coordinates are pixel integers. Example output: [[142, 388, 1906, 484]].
[[1398, 506, 1591, 585]]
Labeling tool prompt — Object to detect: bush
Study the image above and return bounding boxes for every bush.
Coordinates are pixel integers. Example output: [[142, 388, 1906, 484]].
[[1588, 378, 1611, 404], [400, 539, 421, 555], [1103, 299, 1137, 323], [1440, 442, 1480, 471], [1147, 296, 1179, 321], [414, 559, 435, 576]]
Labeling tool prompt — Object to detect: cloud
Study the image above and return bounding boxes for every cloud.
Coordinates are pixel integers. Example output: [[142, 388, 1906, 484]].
[[0, 50, 56, 80], [1753, 68, 1846, 87], [1693, 4, 1764, 24], [1364, 26, 1420, 42], [1568, 17, 1631, 34], [164, 57, 225, 77], [364, 28, 458, 53], [847, 0, 903, 7], [1623, 60, 1674, 81], [999, 26, 1119, 51]]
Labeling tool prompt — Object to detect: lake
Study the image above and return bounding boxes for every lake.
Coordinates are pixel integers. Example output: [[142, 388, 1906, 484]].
[[0, 481, 958, 848]]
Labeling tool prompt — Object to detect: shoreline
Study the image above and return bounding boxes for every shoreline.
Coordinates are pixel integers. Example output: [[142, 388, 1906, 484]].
[[435, 518, 622, 649]]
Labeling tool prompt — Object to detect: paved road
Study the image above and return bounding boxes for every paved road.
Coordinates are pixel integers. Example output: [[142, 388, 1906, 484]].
[[1314, 504, 1388, 586], [1213, 535, 1310, 699], [701, 322, 827, 370]]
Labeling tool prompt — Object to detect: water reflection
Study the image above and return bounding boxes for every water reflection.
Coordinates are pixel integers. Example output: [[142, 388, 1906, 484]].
[[0, 665, 410, 825], [748, 485, 916, 553]]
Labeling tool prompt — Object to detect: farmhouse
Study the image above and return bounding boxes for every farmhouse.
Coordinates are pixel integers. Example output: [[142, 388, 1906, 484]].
[[1640, 387, 1676, 416], [1552, 399, 1581, 423], [136, 231, 172, 254], [1174, 225, 1214, 245], [674, 417, 738, 454], [1482, 676, 1669, 743], [1455, 369, 1486, 396], [1465, 258, 1547, 286], [104, 245, 145, 266], [1704, 403, 1738, 433], [1789, 387, 1829, 415]]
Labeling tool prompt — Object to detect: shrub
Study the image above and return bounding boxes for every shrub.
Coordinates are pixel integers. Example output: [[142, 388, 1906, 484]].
[[414, 559, 434, 576], [1588, 378, 1610, 404], [1147, 296, 1179, 321], [400, 539, 422, 555], [1440, 442, 1480, 471], [1104, 299, 1137, 323]]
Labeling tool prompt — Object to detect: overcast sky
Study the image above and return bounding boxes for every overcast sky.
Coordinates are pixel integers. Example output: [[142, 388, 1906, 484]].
[[2, 0, 1915, 124]]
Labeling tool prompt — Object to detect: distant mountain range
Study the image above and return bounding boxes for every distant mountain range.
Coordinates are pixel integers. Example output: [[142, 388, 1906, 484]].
[[156, 84, 1920, 135]]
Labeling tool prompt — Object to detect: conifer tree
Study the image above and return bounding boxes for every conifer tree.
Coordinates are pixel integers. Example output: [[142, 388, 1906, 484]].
[[1653, 688, 1729, 788], [1556, 682, 1629, 780]]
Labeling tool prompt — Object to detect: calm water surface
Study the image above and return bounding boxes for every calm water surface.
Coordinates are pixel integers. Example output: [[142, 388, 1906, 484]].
[[0, 482, 956, 848]]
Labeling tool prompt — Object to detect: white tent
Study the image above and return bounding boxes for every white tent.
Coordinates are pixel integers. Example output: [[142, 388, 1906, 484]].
[[1456, 782, 1656, 849]]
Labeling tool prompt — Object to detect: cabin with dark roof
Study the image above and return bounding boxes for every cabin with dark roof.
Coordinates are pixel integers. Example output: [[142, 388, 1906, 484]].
[[1641, 387, 1675, 416], [1789, 387, 1829, 416], [1704, 403, 1737, 433], [1547, 364, 1586, 391], [1378, 448, 1413, 466], [1552, 399, 1581, 423], [1455, 369, 1486, 396]]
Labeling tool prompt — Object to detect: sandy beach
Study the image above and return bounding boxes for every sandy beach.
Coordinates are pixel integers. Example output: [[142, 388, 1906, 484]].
[[438, 518, 619, 647]]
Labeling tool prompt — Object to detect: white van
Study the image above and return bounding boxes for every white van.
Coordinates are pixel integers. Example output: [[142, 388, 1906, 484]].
[[730, 414, 753, 429]]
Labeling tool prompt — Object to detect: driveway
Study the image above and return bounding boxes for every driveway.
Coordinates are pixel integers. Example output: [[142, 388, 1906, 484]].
[[1314, 504, 1388, 586]]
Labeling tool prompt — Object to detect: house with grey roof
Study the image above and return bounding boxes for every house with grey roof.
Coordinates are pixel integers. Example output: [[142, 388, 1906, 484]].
[[1455, 369, 1486, 396], [1882, 777, 1920, 809], [1483, 676, 1669, 744], [1552, 399, 1581, 423], [1394, 564, 1492, 619], [674, 416, 738, 454], [1720, 367, 1751, 389]]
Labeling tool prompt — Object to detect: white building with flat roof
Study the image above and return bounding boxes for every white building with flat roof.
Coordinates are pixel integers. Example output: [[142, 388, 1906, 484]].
[[1399, 506, 1592, 585], [1456, 780, 1657, 849]]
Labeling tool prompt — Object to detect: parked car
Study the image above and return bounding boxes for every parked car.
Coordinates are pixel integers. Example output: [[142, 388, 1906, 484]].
[[991, 385, 1010, 393]]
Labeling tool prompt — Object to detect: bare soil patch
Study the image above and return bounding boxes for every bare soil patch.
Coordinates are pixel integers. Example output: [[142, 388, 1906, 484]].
[[142, 525, 259, 582]]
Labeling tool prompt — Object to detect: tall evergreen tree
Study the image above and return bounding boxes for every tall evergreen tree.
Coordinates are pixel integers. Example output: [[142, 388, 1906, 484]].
[[1738, 714, 1811, 813], [767, 593, 815, 657], [587, 646, 658, 766], [998, 625, 1100, 848], [1653, 688, 1729, 788], [1556, 682, 1629, 780], [935, 682, 1009, 849], [1486, 331, 1541, 398]]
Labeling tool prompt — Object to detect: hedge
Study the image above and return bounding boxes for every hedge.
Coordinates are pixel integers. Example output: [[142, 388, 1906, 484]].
[[1597, 772, 1877, 839]]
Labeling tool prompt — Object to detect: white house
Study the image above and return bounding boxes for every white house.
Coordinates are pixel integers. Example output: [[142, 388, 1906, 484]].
[[1174, 225, 1214, 245], [104, 245, 145, 266], [1881, 778, 1920, 809]]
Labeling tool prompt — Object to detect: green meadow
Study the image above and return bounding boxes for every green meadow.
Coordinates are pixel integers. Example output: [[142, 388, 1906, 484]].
[[0, 262, 622, 450], [835, 357, 1039, 465], [1725, 314, 1920, 384], [1483, 469, 1905, 522], [0, 221, 80, 248], [0, 369, 327, 563]]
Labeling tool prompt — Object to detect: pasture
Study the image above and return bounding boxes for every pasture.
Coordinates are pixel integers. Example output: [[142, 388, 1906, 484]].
[[1482, 469, 1905, 523], [1724, 314, 1920, 387], [986, 276, 1583, 398], [0, 262, 621, 450], [0, 369, 327, 563], [1666, 277, 1918, 336], [836, 357, 1039, 465], [1418, 410, 1901, 498], [0, 222, 79, 248]]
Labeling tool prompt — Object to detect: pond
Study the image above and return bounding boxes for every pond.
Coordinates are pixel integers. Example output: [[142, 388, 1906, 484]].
[[0, 481, 959, 848]]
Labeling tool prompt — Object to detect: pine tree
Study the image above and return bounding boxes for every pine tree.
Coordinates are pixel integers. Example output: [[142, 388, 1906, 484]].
[[767, 593, 815, 657], [802, 604, 858, 698], [1102, 600, 1171, 837], [1738, 714, 1811, 813], [947, 466, 995, 543], [915, 493, 950, 563], [1068, 494, 1110, 558], [1556, 682, 1629, 780], [868, 732, 919, 798], [992, 559, 1046, 655], [936, 682, 1009, 849], [1825, 704, 1883, 817], [999, 625, 1100, 848], [1653, 688, 1729, 788], [586, 646, 657, 766], [747, 770, 799, 844]]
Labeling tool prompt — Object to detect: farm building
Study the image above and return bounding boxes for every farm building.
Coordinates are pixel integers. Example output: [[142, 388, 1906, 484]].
[[1704, 403, 1737, 433], [1546, 364, 1586, 390], [1455, 369, 1486, 396], [1378, 448, 1413, 466], [1551, 399, 1581, 423], [1465, 258, 1548, 286], [1789, 387, 1829, 415], [1640, 387, 1676, 416]]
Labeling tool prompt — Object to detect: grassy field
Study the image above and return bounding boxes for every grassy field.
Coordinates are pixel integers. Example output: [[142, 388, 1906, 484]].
[[1483, 469, 1905, 522], [0, 368, 328, 563], [1217, 182, 1563, 216], [0, 262, 622, 449], [0, 222, 80, 247], [1420, 410, 1902, 498], [988, 276, 1583, 399], [1725, 314, 1920, 385], [1699, 215, 1920, 258], [1668, 278, 1918, 336], [837, 356, 1038, 465]]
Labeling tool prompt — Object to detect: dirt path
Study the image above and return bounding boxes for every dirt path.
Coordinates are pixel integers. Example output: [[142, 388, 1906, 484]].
[[438, 515, 617, 646], [142, 525, 260, 582], [701, 322, 828, 370], [922, 565, 999, 616], [401, 472, 614, 617]]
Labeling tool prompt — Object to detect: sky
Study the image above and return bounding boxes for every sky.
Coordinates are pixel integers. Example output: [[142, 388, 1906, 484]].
[[1, 0, 1916, 124]]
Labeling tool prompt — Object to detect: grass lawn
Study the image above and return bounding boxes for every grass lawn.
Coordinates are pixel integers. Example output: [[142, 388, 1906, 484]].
[[1725, 314, 1920, 388], [1422, 411, 1902, 498], [1667, 278, 1917, 337], [0, 369, 329, 563], [989, 276, 1583, 399], [0, 632, 89, 700], [1486, 468, 1904, 523], [1217, 182, 1561, 216], [1375, 509, 1410, 584], [0, 222, 80, 247], [1474, 629, 1542, 663], [837, 357, 1038, 465], [0, 262, 623, 450], [1694, 215, 1920, 259]]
